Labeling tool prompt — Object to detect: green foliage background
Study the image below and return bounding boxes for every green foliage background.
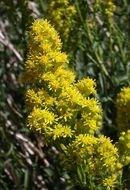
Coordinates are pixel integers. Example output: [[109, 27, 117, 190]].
[[0, 0, 130, 189]]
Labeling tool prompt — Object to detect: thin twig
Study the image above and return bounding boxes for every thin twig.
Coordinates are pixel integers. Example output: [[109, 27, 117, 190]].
[[0, 31, 23, 62]]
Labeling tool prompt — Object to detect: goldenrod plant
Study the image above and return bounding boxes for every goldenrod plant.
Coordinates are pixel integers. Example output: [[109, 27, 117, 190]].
[[61, 134, 121, 189], [23, 19, 123, 190], [23, 19, 102, 138], [117, 130, 130, 166], [47, 0, 78, 62], [115, 87, 130, 189], [116, 87, 130, 132], [48, 0, 76, 44]]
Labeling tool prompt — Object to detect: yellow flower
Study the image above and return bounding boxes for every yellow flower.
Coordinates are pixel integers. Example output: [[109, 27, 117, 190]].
[[24, 18, 101, 142], [117, 130, 130, 165], [48, 0, 76, 41], [30, 19, 61, 50], [26, 89, 43, 109], [48, 51, 68, 64], [116, 163, 123, 170], [62, 134, 120, 188], [26, 88, 55, 109], [24, 18, 102, 140], [27, 107, 55, 133], [76, 78, 96, 97], [63, 125, 73, 137], [52, 124, 73, 140], [103, 175, 116, 189], [52, 124, 64, 140], [23, 19, 106, 188], [67, 6, 76, 14], [115, 87, 130, 132], [105, 1, 116, 17]]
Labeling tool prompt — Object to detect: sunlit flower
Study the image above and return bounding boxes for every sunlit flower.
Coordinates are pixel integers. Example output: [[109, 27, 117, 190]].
[[23, 19, 113, 189]]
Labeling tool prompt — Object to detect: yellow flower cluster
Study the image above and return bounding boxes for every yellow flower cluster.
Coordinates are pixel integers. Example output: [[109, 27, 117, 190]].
[[61, 134, 120, 188], [24, 19, 102, 139], [94, 0, 116, 18], [117, 130, 130, 166], [24, 19, 121, 189], [115, 87, 130, 132], [47, 0, 76, 43], [104, 1, 116, 17]]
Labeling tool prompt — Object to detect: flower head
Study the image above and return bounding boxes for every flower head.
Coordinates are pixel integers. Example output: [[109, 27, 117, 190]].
[[23, 19, 105, 189]]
